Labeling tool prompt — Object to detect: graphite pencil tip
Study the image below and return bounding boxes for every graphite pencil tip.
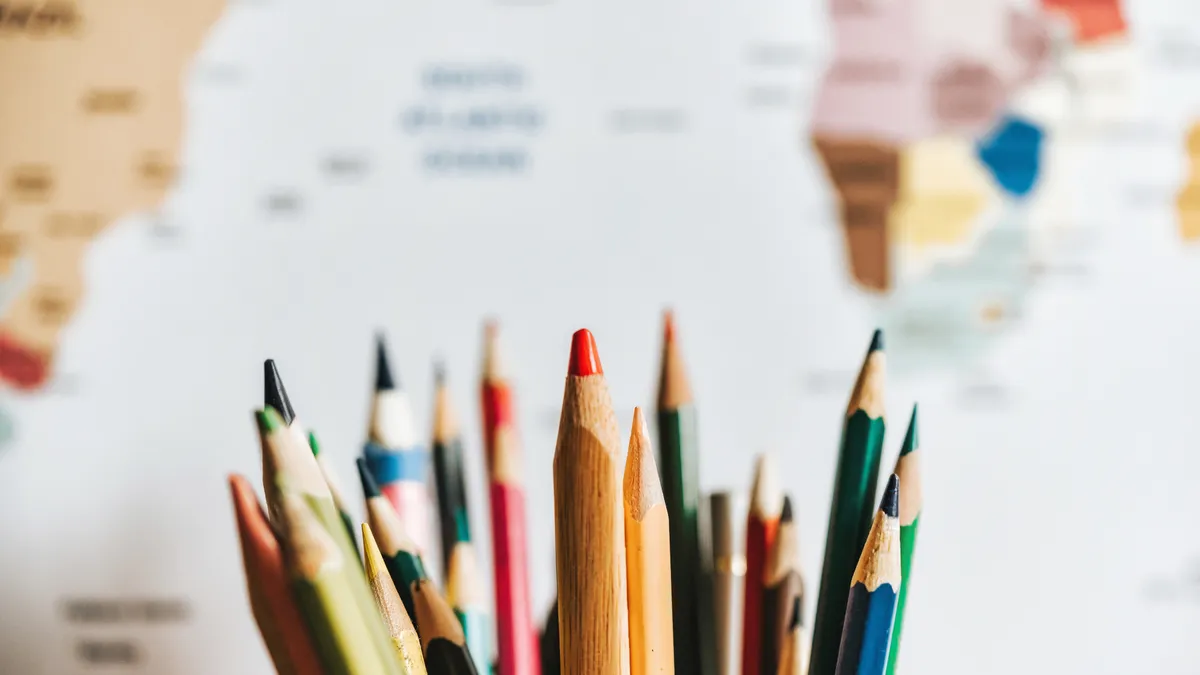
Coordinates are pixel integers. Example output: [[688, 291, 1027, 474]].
[[263, 359, 295, 425], [880, 474, 899, 518], [375, 332, 396, 391], [567, 328, 602, 376], [869, 328, 885, 353], [900, 404, 919, 457], [780, 494, 794, 522], [357, 458, 382, 499], [788, 595, 802, 631]]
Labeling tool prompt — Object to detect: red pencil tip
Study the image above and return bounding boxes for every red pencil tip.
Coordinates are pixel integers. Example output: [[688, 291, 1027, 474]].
[[663, 309, 675, 344], [568, 328, 603, 376]]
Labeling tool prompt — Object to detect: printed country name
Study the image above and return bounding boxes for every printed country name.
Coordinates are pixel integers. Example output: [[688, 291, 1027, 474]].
[[8, 155, 174, 202], [0, 1, 80, 34], [422, 63, 524, 90], [63, 597, 190, 668], [424, 148, 528, 172], [400, 105, 543, 133]]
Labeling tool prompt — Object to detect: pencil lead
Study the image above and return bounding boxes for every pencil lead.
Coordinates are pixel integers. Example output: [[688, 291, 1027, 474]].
[[256, 407, 282, 434], [357, 458, 382, 499], [375, 332, 396, 391], [868, 328, 885, 353], [663, 309, 676, 344], [880, 474, 899, 518], [899, 404, 919, 457], [788, 595, 802, 631], [567, 328, 602, 376], [263, 359, 295, 425], [780, 494, 793, 522]]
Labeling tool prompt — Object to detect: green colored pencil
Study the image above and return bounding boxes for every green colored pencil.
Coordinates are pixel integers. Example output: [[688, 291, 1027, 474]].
[[358, 458, 430, 630], [309, 430, 359, 551], [656, 312, 716, 675], [810, 330, 887, 675], [884, 406, 920, 675]]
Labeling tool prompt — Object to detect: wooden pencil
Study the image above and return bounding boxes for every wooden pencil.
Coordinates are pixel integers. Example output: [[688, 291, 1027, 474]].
[[275, 480, 397, 675], [623, 407, 675, 675], [775, 597, 808, 675], [833, 475, 901, 675], [480, 321, 540, 675], [363, 333, 432, 556], [256, 407, 400, 672], [309, 430, 359, 551], [432, 363, 471, 576], [552, 328, 628, 675], [760, 496, 803, 675], [656, 311, 715, 675], [811, 330, 887, 675], [412, 579, 480, 675], [884, 406, 920, 675], [742, 454, 783, 675], [446, 540, 492, 675], [539, 600, 560, 675], [362, 524, 428, 675], [228, 474, 323, 675], [358, 457, 430, 629], [706, 491, 738, 675]]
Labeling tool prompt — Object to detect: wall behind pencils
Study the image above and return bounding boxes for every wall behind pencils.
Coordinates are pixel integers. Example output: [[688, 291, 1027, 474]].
[[3, 0, 1200, 673]]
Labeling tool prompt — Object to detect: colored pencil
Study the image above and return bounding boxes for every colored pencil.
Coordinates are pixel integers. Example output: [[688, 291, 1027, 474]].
[[309, 430, 359, 551], [706, 491, 738, 675], [362, 523, 428, 675], [539, 601, 560, 675], [275, 479, 397, 675], [412, 579, 480, 675], [833, 476, 901, 675], [433, 363, 471, 575], [884, 406, 920, 675], [363, 334, 432, 556], [761, 497, 803, 675], [656, 311, 715, 675], [776, 597, 807, 675], [742, 454, 783, 675], [447, 540, 492, 675], [255, 406, 400, 672], [358, 458, 430, 629], [624, 407, 675, 675], [810, 330, 887, 675], [552, 328, 628, 675], [480, 321, 540, 675], [228, 473, 323, 675]]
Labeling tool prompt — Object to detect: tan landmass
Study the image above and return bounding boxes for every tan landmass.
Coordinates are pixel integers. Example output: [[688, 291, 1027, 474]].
[[0, 0, 224, 388], [1177, 122, 1200, 243], [891, 136, 991, 248]]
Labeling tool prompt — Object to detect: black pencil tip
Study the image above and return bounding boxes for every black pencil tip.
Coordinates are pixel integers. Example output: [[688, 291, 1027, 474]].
[[357, 458, 381, 498], [900, 403, 919, 457], [881, 474, 899, 517], [869, 328, 884, 353], [788, 595, 802, 630], [374, 333, 396, 391], [263, 359, 295, 426], [780, 494, 793, 522], [433, 359, 446, 385]]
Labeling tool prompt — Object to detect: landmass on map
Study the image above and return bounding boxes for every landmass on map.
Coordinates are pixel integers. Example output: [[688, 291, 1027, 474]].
[[0, 0, 224, 390]]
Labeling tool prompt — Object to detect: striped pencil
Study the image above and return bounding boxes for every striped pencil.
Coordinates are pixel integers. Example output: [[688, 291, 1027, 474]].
[[656, 311, 715, 675], [552, 328, 628, 675], [480, 321, 540, 675], [833, 476, 901, 675], [811, 330, 887, 675], [884, 406, 920, 675], [760, 497, 803, 675], [432, 363, 471, 576], [228, 474, 323, 675], [447, 540, 492, 675], [362, 523, 428, 675], [624, 407, 675, 675], [363, 334, 432, 556], [358, 458, 430, 629], [742, 455, 783, 675], [776, 597, 807, 675], [413, 579, 480, 675]]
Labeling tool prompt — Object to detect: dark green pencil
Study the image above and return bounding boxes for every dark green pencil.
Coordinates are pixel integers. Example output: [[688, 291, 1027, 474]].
[[432, 363, 471, 576], [358, 458, 430, 631], [810, 330, 887, 675]]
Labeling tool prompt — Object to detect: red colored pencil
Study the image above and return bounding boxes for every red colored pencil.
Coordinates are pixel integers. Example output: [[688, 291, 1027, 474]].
[[742, 455, 784, 675], [228, 474, 323, 675], [481, 321, 541, 675]]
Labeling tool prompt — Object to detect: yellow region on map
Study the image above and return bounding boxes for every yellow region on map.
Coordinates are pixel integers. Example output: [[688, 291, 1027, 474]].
[[0, 0, 223, 388], [891, 136, 992, 248], [1176, 122, 1200, 242]]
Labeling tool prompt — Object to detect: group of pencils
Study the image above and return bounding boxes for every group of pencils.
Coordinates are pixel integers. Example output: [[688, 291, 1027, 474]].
[[228, 313, 924, 675]]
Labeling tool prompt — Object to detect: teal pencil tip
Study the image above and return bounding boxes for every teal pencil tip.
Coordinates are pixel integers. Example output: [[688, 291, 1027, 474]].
[[356, 458, 381, 498], [869, 328, 884, 353], [899, 404, 918, 456]]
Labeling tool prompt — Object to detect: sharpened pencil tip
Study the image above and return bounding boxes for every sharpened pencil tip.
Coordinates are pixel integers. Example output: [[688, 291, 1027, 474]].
[[869, 328, 884, 353], [263, 359, 295, 425], [663, 309, 675, 344], [780, 494, 793, 522], [788, 595, 802, 631], [567, 328, 603, 376], [900, 404, 918, 457], [375, 332, 396, 391], [357, 458, 381, 499], [256, 408, 282, 434], [881, 474, 899, 517]]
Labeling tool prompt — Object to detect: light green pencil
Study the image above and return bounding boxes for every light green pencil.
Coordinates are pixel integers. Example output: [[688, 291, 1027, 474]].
[[884, 405, 921, 675]]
